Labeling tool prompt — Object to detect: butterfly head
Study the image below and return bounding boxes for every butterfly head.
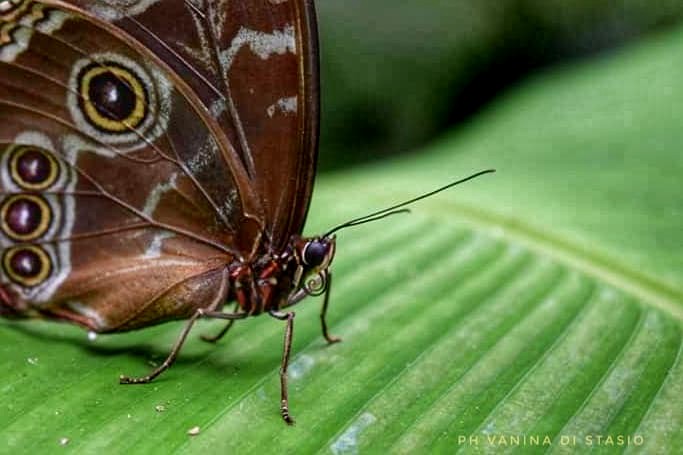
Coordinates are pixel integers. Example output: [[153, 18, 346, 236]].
[[287, 235, 337, 301], [293, 235, 336, 278], [300, 236, 336, 271]]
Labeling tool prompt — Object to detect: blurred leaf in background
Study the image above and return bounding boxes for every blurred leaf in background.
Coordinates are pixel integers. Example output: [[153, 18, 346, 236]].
[[317, 0, 683, 169]]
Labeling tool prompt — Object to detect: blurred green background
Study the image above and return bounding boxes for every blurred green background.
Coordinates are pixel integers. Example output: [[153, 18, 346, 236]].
[[316, 0, 683, 169]]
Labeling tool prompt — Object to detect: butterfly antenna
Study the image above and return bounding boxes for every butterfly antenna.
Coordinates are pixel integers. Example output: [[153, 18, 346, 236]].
[[324, 169, 496, 237]]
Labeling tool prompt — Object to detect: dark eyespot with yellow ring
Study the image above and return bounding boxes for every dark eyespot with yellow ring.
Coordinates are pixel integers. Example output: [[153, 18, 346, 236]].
[[2, 245, 52, 287], [8, 145, 60, 190], [0, 194, 52, 241], [77, 61, 148, 133]]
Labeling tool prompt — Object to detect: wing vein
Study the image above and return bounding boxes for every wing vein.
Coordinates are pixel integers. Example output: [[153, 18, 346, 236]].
[[192, 1, 256, 178]]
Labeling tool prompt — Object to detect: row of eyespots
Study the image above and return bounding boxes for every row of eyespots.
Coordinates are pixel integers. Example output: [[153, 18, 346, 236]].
[[2, 144, 59, 287]]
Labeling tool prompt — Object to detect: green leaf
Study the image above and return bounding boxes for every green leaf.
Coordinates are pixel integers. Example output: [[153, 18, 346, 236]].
[[2, 26, 683, 455]]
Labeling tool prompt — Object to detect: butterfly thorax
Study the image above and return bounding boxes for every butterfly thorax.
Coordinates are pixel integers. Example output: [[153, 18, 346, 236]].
[[228, 235, 336, 316], [228, 253, 295, 316]]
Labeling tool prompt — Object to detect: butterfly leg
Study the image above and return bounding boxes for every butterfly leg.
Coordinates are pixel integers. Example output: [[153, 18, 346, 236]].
[[320, 272, 342, 344], [269, 310, 296, 425], [119, 309, 248, 385], [200, 302, 240, 343]]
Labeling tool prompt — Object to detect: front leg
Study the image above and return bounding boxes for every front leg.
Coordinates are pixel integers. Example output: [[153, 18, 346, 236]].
[[320, 271, 341, 344], [269, 310, 296, 425]]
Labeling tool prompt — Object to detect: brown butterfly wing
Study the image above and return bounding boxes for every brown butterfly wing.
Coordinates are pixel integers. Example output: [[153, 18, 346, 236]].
[[0, 2, 263, 330], [67, 0, 321, 251]]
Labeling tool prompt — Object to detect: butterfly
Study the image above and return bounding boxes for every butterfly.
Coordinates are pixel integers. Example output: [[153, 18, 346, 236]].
[[0, 0, 494, 424]]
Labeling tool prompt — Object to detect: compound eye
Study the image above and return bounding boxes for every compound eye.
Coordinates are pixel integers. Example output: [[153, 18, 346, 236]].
[[303, 240, 328, 267]]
